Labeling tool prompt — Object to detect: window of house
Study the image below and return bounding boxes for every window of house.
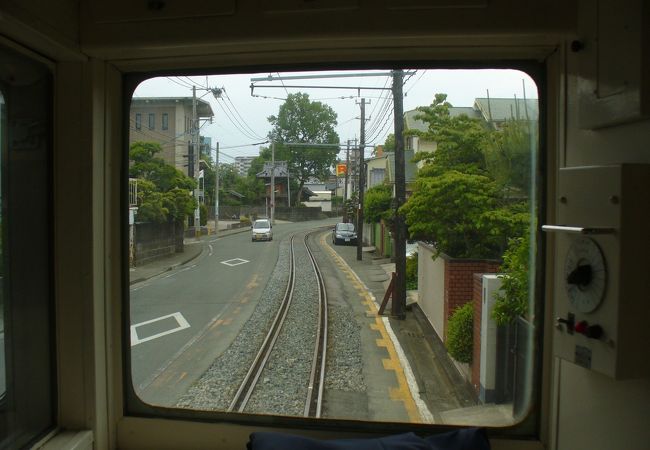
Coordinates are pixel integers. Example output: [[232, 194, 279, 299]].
[[162, 113, 169, 130], [149, 113, 155, 130], [135, 113, 142, 130], [0, 43, 55, 449], [126, 68, 541, 435]]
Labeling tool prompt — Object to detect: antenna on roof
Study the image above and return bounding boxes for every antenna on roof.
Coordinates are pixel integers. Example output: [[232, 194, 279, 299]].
[[486, 89, 493, 126], [522, 79, 530, 121], [514, 94, 520, 119]]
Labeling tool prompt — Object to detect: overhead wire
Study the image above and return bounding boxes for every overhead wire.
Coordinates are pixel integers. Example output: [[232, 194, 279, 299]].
[[166, 77, 194, 89], [221, 88, 266, 140], [405, 69, 427, 96], [214, 99, 263, 141], [365, 96, 393, 141], [366, 106, 395, 145]]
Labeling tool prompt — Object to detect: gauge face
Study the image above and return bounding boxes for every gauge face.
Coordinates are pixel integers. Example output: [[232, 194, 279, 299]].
[[564, 237, 607, 313]]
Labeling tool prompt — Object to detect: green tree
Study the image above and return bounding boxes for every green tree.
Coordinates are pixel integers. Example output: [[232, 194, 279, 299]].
[[401, 170, 527, 258], [400, 93, 530, 259], [413, 94, 489, 175], [363, 184, 393, 223], [267, 93, 340, 205], [129, 141, 197, 223], [492, 233, 531, 325], [483, 119, 535, 193]]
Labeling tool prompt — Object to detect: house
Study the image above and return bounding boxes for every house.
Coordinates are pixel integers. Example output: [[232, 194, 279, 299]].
[[130, 97, 214, 175]]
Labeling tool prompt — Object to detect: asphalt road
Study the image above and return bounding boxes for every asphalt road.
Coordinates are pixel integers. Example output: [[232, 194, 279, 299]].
[[129, 218, 338, 406]]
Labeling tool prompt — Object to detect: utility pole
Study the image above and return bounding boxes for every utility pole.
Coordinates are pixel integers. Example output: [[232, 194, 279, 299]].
[[215, 141, 220, 235], [271, 142, 275, 224], [357, 98, 367, 261], [344, 140, 350, 202], [392, 69, 406, 319], [192, 86, 201, 238]]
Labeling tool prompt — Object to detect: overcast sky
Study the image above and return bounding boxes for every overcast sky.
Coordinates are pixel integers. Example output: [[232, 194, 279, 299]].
[[133, 69, 538, 164]]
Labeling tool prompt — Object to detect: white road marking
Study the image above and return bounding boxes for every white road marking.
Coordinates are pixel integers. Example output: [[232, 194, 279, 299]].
[[137, 310, 226, 392], [130, 312, 190, 346], [208, 244, 213, 256], [220, 258, 250, 267]]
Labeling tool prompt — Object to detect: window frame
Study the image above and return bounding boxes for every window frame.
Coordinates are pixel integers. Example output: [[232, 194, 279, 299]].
[[162, 112, 169, 130], [148, 113, 155, 130], [121, 61, 547, 441], [0, 41, 57, 449]]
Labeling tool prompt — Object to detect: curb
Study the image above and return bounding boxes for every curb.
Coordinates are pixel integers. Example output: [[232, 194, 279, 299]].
[[129, 227, 254, 286], [129, 243, 205, 286]]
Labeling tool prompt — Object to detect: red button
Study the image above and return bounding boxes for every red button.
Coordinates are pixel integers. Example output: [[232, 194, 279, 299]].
[[575, 320, 588, 334]]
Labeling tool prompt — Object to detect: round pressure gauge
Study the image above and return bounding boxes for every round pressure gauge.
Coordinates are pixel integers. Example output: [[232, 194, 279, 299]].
[[564, 237, 607, 313]]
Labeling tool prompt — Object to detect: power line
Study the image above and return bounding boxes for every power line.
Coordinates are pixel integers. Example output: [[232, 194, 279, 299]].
[[366, 106, 395, 145], [221, 88, 266, 140], [365, 97, 393, 141], [405, 69, 427, 96], [166, 77, 194, 89], [214, 99, 263, 141]]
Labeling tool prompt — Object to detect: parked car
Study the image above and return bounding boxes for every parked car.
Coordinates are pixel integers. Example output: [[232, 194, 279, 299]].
[[251, 219, 273, 242], [332, 222, 357, 245]]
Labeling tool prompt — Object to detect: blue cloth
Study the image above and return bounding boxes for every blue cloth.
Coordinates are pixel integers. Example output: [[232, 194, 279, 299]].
[[247, 429, 490, 450]]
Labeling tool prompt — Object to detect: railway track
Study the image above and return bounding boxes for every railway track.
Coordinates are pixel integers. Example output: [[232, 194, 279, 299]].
[[227, 230, 328, 417]]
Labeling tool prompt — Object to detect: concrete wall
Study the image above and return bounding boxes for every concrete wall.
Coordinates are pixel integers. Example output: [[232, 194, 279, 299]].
[[274, 206, 327, 222], [134, 221, 183, 266], [417, 243, 446, 339]]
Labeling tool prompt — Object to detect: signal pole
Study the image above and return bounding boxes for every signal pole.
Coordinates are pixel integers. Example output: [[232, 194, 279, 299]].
[[357, 98, 367, 261], [392, 69, 406, 319]]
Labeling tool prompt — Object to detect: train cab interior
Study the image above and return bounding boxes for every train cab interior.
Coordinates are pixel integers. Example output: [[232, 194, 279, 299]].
[[0, 0, 649, 448]]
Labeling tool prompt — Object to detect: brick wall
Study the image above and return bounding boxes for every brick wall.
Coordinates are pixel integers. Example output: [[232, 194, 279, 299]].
[[442, 257, 500, 341]]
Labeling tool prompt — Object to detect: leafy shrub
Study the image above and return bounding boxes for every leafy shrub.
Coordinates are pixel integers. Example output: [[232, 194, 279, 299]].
[[240, 216, 251, 225], [406, 253, 418, 290], [492, 233, 530, 325], [446, 302, 473, 363], [364, 184, 393, 223], [199, 203, 208, 226]]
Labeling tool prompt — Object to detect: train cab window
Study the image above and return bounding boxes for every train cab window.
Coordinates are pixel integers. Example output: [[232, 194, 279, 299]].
[[0, 43, 55, 448], [126, 68, 541, 432]]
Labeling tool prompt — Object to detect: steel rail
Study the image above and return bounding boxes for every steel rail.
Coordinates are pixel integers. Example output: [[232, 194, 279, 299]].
[[227, 235, 297, 413], [303, 230, 328, 418]]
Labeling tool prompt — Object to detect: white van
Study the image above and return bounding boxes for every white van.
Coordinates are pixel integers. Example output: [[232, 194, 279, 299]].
[[251, 219, 273, 242]]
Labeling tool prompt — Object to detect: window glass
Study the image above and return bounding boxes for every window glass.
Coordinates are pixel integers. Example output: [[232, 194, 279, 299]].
[[149, 113, 155, 130], [127, 69, 539, 429], [0, 44, 55, 448], [162, 113, 169, 130], [135, 113, 141, 130]]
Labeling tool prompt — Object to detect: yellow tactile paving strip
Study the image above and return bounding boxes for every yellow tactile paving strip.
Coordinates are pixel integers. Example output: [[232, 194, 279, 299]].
[[319, 232, 422, 422]]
